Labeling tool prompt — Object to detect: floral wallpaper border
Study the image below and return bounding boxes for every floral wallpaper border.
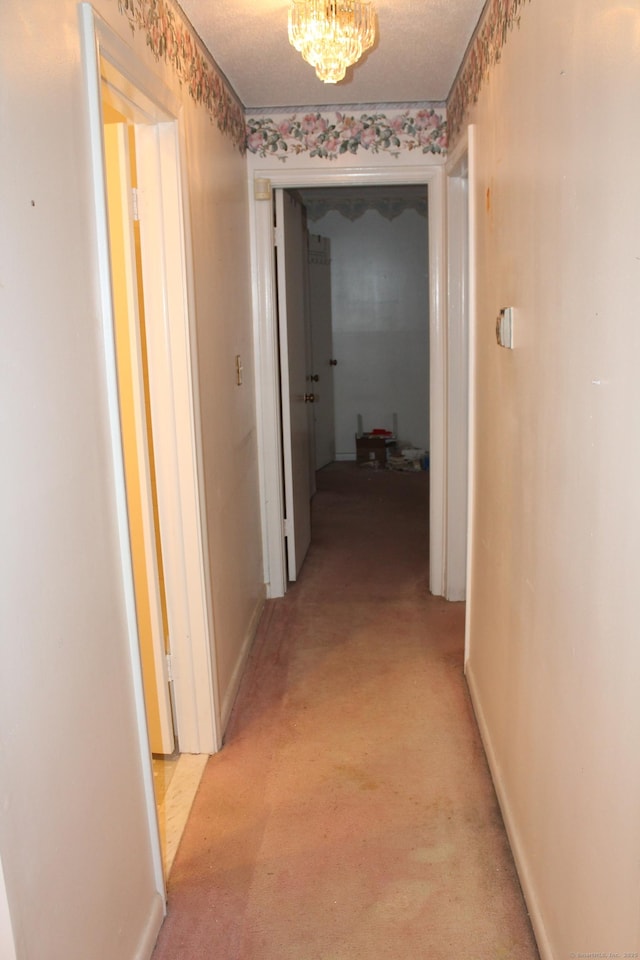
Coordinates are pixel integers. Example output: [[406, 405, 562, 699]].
[[115, 0, 246, 153], [245, 108, 447, 162], [447, 0, 532, 143], [112, 0, 531, 160]]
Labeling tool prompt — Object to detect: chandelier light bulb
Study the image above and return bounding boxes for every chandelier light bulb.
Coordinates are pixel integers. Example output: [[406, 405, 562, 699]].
[[288, 0, 376, 84]]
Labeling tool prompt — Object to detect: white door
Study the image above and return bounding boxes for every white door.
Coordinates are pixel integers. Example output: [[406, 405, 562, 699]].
[[103, 121, 175, 754], [308, 234, 336, 470], [275, 190, 312, 581]]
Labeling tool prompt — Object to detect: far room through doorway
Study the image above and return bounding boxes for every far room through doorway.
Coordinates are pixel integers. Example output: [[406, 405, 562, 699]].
[[276, 185, 431, 584], [300, 185, 430, 468]]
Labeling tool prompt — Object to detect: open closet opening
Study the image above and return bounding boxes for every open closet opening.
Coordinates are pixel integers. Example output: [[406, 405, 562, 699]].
[[82, 8, 219, 885], [101, 95, 209, 881]]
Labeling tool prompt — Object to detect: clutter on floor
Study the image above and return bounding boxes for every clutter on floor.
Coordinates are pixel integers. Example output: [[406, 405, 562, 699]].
[[355, 416, 428, 471], [387, 446, 429, 472]]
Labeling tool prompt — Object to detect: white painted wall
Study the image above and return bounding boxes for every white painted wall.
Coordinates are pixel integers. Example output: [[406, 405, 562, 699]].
[[463, 0, 640, 956], [308, 209, 429, 458], [0, 1, 263, 956]]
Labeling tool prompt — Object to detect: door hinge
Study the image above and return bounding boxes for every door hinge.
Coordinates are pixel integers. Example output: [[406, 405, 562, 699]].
[[165, 652, 174, 682], [131, 186, 140, 222], [283, 517, 291, 537], [274, 224, 283, 248]]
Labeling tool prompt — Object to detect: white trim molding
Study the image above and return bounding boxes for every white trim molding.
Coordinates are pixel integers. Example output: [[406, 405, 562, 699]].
[[462, 124, 477, 667], [444, 129, 471, 603], [80, 1, 221, 909], [247, 158, 447, 598]]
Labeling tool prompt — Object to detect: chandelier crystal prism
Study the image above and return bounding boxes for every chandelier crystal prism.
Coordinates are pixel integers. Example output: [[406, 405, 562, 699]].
[[288, 0, 376, 84]]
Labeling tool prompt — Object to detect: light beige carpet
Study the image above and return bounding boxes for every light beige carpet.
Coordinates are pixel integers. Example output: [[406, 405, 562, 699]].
[[152, 464, 539, 960]]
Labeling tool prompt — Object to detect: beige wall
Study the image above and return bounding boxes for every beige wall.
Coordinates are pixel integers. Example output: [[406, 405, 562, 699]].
[[464, 0, 640, 955], [183, 98, 265, 722], [0, 1, 262, 957]]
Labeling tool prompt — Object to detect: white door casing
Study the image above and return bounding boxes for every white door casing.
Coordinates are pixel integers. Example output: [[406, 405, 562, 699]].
[[445, 131, 472, 604], [132, 119, 221, 755], [459, 126, 478, 666], [275, 190, 313, 580], [82, 3, 165, 907], [81, 0, 221, 904], [249, 165, 446, 599], [103, 121, 175, 755]]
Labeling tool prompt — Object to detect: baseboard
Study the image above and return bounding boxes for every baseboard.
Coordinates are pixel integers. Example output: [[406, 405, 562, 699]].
[[135, 891, 165, 960], [335, 453, 356, 461], [219, 589, 266, 734], [465, 663, 554, 960]]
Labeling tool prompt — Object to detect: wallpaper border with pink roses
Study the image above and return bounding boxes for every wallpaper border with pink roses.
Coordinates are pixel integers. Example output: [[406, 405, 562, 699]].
[[115, 0, 246, 153], [113, 0, 530, 159], [447, 0, 532, 143], [245, 108, 448, 162]]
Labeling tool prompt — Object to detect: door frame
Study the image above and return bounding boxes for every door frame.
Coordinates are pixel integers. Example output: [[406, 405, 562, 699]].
[[445, 129, 472, 603], [81, 1, 220, 896], [274, 188, 313, 581], [249, 164, 446, 599], [448, 125, 478, 664], [102, 120, 176, 754]]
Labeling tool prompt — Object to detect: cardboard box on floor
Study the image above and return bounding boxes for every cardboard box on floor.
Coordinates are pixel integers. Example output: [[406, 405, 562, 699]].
[[356, 434, 397, 468], [355, 415, 398, 468]]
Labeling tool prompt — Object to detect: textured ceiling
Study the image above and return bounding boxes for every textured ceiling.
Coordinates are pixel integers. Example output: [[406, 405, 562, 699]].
[[178, 0, 487, 108]]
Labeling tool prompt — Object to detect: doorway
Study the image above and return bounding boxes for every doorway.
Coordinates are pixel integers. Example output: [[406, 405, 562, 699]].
[[301, 185, 430, 466], [102, 103, 211, 877], [81, 5, 219, 891], [274, 185, 431, 587], [251, 165, 448, 600], [102, 104, 176, 760]]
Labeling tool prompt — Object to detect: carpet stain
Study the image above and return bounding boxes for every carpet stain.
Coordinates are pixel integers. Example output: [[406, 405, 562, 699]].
[[333, 762, 379, 791], [410, 841, 457, 864], [369, 879, 434, 923]]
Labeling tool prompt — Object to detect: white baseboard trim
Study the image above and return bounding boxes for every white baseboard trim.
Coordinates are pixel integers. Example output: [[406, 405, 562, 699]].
[[465, 663, 553, 960], [135, 891, 165, 960], [219, 589, 266, 734]]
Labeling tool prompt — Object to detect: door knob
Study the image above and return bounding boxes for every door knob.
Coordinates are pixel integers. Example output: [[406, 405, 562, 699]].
[[304, 393, 316, 403], [309, 374, 319, 382]]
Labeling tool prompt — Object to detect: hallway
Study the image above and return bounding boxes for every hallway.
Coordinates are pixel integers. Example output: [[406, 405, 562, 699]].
[[152, 463, 539, 959]]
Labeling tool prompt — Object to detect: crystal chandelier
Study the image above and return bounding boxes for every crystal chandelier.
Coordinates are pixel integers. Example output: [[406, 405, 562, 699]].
[[288, 0, 376, 84]]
